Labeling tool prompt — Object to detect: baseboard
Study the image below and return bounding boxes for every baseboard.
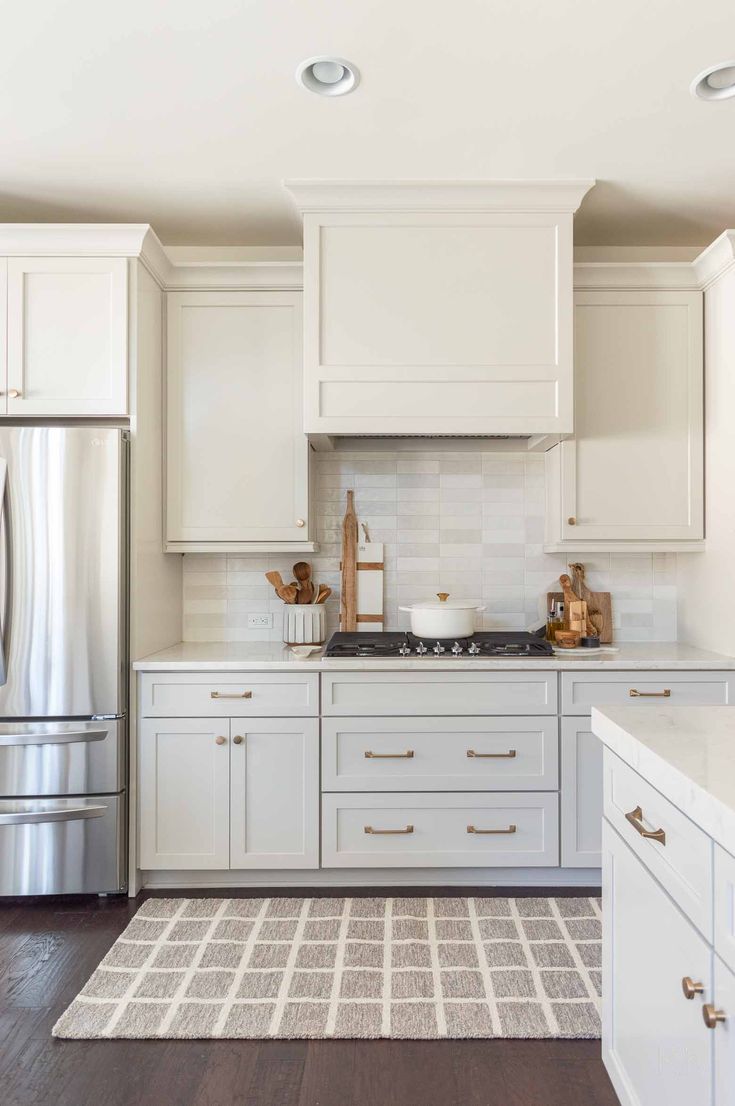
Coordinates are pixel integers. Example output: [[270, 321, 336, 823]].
[[140, 866, 601, 891]]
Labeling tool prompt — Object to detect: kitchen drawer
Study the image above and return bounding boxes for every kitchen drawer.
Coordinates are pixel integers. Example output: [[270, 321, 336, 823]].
[[321, 791, 559, 867], [715, 845, 735, 975], [321, 671, 557, 717], [604, 749, 712, 937], [139, 672, 319, 717], [0, 719, 125, 797], [322, 716, 558, 792], [562, 670, 735, 715]]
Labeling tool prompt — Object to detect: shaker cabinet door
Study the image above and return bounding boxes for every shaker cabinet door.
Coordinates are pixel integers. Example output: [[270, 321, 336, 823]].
[[6, 257, 128, 416], [166, 290, 310, 548], [561, 720, 603, 868]]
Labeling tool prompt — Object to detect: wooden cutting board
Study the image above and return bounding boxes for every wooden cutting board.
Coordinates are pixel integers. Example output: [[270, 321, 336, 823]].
[[355, 541, 384, 632], [547, 589, 613, 643], [340, 490, 358, 632]]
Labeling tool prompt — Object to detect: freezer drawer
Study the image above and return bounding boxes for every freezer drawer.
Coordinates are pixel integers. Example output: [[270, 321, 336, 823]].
[[0, 719, 125, 796], [0, 794, 125, 895]]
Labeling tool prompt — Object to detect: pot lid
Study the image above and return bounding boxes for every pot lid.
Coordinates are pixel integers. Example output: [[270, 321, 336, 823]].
[[407, 593, 483, 611]]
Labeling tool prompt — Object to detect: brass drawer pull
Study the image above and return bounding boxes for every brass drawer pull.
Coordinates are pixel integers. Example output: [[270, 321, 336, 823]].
[[629, 688, 671, 698], [467, 824, 517, 835], [364, 750, 414, 759], [682, 977, 704, 1000], [364, 824, 414, 835], [210, 690, 252, 699], [625, 805, 666, 845], [703, 1004, 726, 1029], [467, 749, 517, 759]]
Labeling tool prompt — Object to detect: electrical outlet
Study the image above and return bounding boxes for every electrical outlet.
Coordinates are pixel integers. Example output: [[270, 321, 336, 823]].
[[247, 613, 273, 629]]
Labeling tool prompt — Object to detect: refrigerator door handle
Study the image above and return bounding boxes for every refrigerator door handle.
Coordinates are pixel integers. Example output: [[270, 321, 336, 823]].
[[0, 803, 107, 826], [0, 727, 107, 747]]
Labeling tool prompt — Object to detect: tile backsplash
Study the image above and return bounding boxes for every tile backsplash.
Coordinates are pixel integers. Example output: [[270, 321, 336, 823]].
[[182, 451, 677, 643]]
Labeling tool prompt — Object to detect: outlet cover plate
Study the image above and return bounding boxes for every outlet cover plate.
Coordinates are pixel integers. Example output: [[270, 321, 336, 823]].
[[247, 613, 273, 629]]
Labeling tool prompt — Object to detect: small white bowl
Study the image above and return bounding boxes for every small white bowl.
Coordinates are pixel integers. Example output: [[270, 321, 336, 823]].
[[290, 645, 322, 659]]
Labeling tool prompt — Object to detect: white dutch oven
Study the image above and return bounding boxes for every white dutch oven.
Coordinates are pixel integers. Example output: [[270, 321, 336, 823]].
[[399, 593, 486, 639]]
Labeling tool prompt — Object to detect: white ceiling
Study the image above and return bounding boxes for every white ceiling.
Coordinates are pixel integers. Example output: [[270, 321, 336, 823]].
[[3, 0, 735, 246]]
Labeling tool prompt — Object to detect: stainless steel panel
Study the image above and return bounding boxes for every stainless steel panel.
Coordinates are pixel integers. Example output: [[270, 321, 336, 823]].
[[0, 718, 125, 796], [0, 794, 125, 895], [0, 427, 127, 718]]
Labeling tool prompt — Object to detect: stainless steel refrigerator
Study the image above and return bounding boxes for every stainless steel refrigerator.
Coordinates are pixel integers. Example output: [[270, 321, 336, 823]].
[[0, 427, 128, 895]]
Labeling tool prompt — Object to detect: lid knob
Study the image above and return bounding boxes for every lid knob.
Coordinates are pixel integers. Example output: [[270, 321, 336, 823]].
[[437, 592, 449, 602]]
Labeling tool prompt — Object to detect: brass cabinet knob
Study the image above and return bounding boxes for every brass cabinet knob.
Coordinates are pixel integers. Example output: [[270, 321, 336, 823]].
[[682, 977, 704, 1000], [567, 516, 577, 526], [8, 390, 21, 399], [703, 1004, 726, 1029], [232, 735, 243, 745], [215, 735, 226, 746], [296, 518, 305, 527]]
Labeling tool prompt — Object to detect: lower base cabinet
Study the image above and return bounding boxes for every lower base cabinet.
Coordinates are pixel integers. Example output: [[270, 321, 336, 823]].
[[561, 720, 603, 867], [603, 819, 713, 1106], [714, 955, 735, 1105], [139, 717, 319, 870]]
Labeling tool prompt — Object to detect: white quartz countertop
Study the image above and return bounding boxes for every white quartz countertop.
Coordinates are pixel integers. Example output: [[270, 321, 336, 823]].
[[133, 641, 735, 672], [592, 704, 735, 853]]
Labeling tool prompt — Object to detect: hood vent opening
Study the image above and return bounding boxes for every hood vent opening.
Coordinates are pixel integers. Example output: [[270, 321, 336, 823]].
[[308, 433, 556, 454]]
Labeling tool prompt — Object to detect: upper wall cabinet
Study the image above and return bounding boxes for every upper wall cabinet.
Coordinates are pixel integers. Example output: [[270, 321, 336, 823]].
[[166, 290, 314, 553], [545, 288, 704, 550], [285, 180, 594, 439], [0, 256, 128, 416]]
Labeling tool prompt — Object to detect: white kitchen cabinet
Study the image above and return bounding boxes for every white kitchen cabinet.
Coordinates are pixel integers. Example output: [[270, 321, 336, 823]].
[[166, 290, 313, 552], [286, 180, 593, 438], [713, 954, 735, 1106], [138, 718, 230, 870], [561, 720, 603, 867], [546, 289, 703, 550], [230, 718, 319, 868], [602, 819, 713, 1106], [4, 257, 128, 416]]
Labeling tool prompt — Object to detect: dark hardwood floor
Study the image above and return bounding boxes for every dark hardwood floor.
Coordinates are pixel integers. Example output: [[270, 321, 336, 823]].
[[0, 889, 619, 1106]]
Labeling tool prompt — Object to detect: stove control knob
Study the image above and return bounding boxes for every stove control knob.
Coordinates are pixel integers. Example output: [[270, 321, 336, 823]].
[[468, 642, 480, 656], [415, 642, 428, 656], [451, 641, 463, 656], [433, 641, 446, 655], [398, 643, 411, 657]]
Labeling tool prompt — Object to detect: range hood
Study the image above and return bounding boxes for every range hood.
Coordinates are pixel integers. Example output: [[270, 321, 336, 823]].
[[285, 179, 594, 444]]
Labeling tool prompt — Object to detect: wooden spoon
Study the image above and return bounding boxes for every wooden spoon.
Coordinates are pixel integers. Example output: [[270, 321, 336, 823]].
[[276, 583, 298, 604], [293, 561, 315, 604], [265, 570, 285, 591], [315, 584, 332, 604]]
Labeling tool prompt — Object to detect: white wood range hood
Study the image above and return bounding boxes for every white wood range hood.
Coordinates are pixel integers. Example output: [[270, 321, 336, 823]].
[[285, 179, 595, 442]]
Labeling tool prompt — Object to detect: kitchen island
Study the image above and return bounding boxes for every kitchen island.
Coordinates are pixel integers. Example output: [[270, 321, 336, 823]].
[[592, 704, 735, 1106]]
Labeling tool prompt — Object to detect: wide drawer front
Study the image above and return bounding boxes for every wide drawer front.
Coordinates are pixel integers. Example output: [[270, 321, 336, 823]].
[[321, 671, 557, 717], [321, 792, 559, 868], [0, 719, 125, 796], [562, 670, 735, 715], [715, 845, 735, 975], [139, 672, 319, 717], [0, 795, 125, 895], [322, 716, 558, 792], [603, 749, 712, 937]]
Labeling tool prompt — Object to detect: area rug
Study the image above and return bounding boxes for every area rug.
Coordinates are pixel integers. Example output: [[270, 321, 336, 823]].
[[53, 895, 601, 1040]]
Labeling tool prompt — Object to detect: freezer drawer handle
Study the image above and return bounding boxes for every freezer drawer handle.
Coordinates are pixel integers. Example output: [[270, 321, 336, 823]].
[[210, 691, 252, 699], [0, 804, 107, 826], [0, 728, 107, 747]]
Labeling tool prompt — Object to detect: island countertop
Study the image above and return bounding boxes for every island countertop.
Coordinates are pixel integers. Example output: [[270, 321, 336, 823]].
[[133, 640, 735, 672], [592, 703, 735, 853]]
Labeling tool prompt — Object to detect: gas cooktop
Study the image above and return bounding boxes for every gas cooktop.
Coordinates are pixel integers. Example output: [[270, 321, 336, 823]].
[[324, 631, 554, 658]]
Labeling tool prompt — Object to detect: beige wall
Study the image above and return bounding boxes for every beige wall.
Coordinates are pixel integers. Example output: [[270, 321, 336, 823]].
[[677, 266, 735, 656]]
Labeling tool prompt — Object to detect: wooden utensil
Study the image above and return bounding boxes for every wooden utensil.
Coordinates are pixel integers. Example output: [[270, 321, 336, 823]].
[[276, 583, 298, 604], [293, 561, 314, 604], [559, 573, 588, 634], [265, 570, 285, 590], [340, 490, 358, 631], [315, 584, 332, 604]]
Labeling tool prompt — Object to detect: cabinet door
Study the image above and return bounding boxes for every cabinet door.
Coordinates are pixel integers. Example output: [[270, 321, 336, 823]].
[[301, 210, 574, 436], [561, 290, 703, 541], [166, 290, 308, 546], [561, 719, 603, 867], [0, 259, 6, 409], [139, 718, 230, 870], [603, 820, 713, 1106], [230, 718, 319, 869], [6, 257, 128, 415], [713, 954, 735, 1106]]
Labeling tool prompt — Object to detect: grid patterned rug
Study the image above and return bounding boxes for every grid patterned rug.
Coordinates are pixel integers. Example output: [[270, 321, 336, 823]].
[[53, 896, 602, 1040]]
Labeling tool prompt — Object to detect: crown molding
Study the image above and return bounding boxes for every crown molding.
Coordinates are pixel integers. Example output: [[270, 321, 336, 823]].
[[0, 223, 155, 258], [284, 178, 596, 214], [692, 230, 735, 289], [573, 261, 701, 290]]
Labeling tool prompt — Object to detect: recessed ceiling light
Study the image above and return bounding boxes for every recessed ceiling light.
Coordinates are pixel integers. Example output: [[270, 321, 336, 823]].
[[690, 60, 735, 100], [296, 56, 360, 97]]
